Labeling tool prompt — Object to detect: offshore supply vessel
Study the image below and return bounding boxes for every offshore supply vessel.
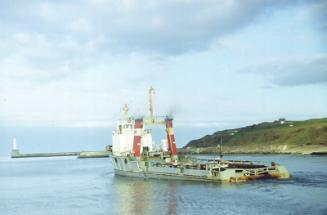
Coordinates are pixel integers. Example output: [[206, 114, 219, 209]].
[[110, 87, 291, 183]]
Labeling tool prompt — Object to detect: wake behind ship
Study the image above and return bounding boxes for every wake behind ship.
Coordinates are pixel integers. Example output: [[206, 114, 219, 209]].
[[110, 87, 291, 183]]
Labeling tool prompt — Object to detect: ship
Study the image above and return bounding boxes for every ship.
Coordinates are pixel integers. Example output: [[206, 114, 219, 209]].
[[110, 87, 291, 183]]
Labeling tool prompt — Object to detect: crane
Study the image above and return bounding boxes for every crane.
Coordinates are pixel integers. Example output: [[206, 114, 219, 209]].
[[144, 86, 165, 125]]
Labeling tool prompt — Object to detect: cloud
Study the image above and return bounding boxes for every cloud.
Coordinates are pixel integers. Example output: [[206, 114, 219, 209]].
[[0, 0, 306, 55], [0, 0, 324, 86], [311, 0, 327, 30], [1, 0, 326, 128], [244, 55, 327, 86]]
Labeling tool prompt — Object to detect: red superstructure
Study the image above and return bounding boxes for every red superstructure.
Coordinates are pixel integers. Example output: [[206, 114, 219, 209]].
[[165, 118, 177, 157], [132, 119, 143, 157]]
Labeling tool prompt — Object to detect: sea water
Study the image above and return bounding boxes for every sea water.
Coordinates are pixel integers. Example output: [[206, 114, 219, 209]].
[[0, 155, 326, 215]]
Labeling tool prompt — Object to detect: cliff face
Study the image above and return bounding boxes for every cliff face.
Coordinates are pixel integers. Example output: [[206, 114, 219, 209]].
[[184, 118, 327, 154]]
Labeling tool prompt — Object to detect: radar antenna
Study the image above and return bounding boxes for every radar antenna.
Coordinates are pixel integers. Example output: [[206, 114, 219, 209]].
[[122, 104, 129, 119]]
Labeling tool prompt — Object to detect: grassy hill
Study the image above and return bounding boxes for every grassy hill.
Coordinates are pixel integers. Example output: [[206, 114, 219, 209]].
[[183, 118, 327, 154]]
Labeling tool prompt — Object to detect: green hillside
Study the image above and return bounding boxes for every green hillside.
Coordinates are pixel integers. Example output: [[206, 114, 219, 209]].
[[184, 118, 327, 154]]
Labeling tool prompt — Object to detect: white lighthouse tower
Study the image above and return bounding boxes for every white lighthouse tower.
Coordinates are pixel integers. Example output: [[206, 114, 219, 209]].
[[11, 137, 20, 157], [13, 137, 17, 150]]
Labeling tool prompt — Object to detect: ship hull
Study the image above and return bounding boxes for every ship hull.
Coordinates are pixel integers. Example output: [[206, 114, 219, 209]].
[[114, 169, 223, 182], [111, 156, 291, 183]]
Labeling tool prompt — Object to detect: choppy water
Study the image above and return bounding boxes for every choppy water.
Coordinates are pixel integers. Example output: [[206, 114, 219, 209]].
[[0, 155, 326, 215]]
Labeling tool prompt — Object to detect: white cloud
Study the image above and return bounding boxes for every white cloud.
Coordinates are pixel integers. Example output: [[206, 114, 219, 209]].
[[0, 0, 326, 128], [69, 18, 93, 33], [1, 0, 307, 54], [243, 55, 327, 86]]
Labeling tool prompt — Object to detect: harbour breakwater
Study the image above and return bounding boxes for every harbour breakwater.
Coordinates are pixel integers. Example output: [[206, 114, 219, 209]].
[[11, 149, 110, 159]]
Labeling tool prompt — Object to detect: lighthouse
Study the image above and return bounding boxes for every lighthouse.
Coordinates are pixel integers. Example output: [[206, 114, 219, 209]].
[[13, 137, 17, 150], [11, 137, 20, 157]]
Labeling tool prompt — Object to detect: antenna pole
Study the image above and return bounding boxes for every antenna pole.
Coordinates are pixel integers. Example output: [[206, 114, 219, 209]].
[[220, 135, 223, 159], [122, 104, 129, 119]]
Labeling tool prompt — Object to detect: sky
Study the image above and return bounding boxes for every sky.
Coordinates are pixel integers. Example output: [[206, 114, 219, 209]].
[[0, 0, 327, 152]]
